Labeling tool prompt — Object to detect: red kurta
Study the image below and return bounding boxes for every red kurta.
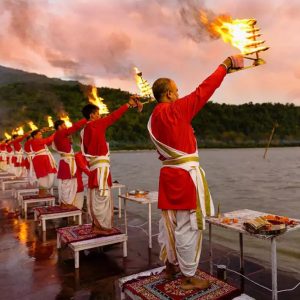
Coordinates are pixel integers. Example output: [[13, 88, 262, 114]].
[[0, 143, 5, 161], [151, 66, 226, 210], [31, 134, 56, 178], [54, 118, 87, 179], [82, 104, 128, 188], [6, 142, 13, 165], [23, 139, 32, 170], [12, 134, 28, 167], [75, 152, 90, 193]]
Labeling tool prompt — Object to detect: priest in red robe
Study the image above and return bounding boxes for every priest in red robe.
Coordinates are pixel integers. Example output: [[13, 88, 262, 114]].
[[81, 96, 141, 234], [148, 55, 244, 290], [53, 118, 87, 207], [31, 129, 57, 197]]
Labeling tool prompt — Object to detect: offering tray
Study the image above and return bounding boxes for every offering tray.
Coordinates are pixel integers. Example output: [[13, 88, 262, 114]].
[[243, 216, 287, 235], [128, 190, 149, 197], [244, 223, 287, 235]]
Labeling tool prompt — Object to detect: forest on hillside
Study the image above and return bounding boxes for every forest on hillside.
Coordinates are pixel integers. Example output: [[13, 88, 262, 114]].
[[0, 81, 299, 149]]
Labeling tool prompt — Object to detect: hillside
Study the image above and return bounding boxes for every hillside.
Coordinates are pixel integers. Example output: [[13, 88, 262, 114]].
[[0, 67, 299, 149], [0, 65, 75, 86]]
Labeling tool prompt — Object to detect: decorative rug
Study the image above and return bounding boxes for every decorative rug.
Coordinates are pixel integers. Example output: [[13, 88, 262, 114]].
[[123, 269, 240, 300], [34, 205, 79, 218], [57, 224, 122, 244], [23, 194, 54, 200]]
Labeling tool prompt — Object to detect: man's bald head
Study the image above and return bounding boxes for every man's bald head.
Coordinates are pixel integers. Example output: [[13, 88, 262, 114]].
[[152, 78, 179, 103], [152, 78, 172, 103]]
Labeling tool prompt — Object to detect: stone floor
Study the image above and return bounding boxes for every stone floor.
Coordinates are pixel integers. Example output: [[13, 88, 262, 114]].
[[0, 186, 299, 300]]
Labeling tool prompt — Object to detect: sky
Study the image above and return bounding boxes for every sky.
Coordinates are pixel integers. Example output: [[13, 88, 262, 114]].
[[0, 0, 300, 105]]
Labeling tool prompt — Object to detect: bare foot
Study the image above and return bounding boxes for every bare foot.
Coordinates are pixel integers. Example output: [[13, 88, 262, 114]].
[[38, 190, 48, 198], [60, 203, 75, 209], [165, 261, 180, 280], [181, 277, 210, 290], [91, 225, 116, 235]]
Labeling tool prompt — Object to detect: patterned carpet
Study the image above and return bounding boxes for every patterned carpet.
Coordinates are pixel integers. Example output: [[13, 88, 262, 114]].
[[23, 194, 53, 200], [34, 205, 79, 217], [123, 269, 240, 300], [57, 224, 122, 244]]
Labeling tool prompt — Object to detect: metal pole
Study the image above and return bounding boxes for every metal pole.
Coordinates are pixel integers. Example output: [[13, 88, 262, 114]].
[[239, 233, 245, 292], [271, 237, 278, 300], [118, 187, 122, 218], [209, 223, 213, 275], [239, 233, 244, 273], [148, 201, 152, 248], [124, 198, 128, 236]]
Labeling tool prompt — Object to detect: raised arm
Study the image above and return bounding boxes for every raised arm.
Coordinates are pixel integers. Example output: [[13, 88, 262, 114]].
[[65, 118, 87, 136], [172, 65, 226, 122], [172, 55, 244, 122], [41, 133, 55, 146], [99, 104, 129, 128]]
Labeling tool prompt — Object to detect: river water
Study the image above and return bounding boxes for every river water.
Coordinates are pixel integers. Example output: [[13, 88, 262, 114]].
[[109, 147, 300, 277]]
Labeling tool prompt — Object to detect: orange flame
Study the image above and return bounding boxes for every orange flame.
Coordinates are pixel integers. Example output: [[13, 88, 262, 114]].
[[47, 116, 54, 127], [17, 127, 24, 135], [199, 12, 268, 55], [28, 121, 38, 130], [4, 132, 11, 139], [134, 67, 153, 99], [60, 115, 73, 128], [88, 86, 109, 115]]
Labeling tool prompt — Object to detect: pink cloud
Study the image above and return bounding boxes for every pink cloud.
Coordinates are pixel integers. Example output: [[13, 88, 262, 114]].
[[0, 0, 299, 104]]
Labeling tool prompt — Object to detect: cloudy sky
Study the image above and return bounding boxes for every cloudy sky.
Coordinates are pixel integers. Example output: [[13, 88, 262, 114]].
[[0, 0, 299, 105]]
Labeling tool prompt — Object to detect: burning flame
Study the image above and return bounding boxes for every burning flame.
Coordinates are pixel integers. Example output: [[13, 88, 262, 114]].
[[4, 132, 11, 139], [17, 127, 24, 135], [134, 67, 153, 99], [28, 121, 38, 130], [88, 86, 109, 115], [47, 116, 54, 127], [199, 12, 268, 55], [60, 115, 73, 128]]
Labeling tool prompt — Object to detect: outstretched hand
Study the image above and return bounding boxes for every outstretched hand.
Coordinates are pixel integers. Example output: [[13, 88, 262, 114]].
[[128, 95, 143, 112], [41, 127, 53, 133], [222, 54, 244, 72]]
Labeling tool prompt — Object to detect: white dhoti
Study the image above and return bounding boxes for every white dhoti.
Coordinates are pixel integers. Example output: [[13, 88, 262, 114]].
[[26, 153, 37, 185], [73, 191, 84, 210], [7, 156, 15, 175], [148, 116, 213, 277], [58, 178, 78, 205], [14, 166, 26, 177], [38, 173, 55, 191], [14, 151, 25, 177], [158, 210, 202, 277], [0, 161, 6, 170], [87, 188, 113, 229]]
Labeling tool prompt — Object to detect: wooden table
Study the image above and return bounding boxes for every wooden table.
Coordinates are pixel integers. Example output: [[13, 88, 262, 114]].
[[34, 206, 82, 232], [2, 178, 30, 191], [0, 174, 16, 181], [21, 195, 56, 218], [119, 191, 158, 248], [206, 209, 300, 300], [57, 225, 127, 269], [14, 188, 39, 202]]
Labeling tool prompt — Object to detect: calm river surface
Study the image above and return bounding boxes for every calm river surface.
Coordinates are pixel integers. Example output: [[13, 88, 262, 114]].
[[109, 147, 300, 277]]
